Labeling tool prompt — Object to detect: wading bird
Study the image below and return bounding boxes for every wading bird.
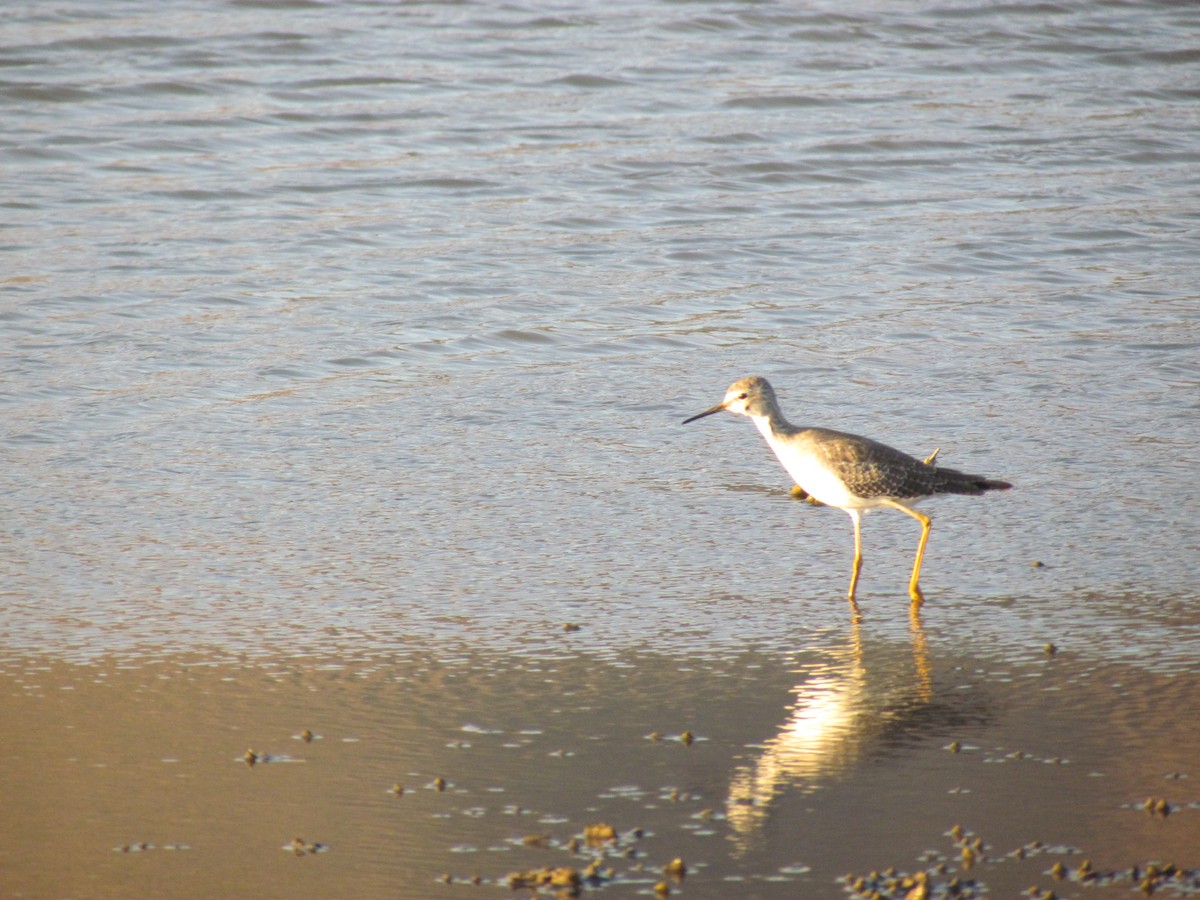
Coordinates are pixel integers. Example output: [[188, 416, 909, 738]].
[[684, 377, 1011, 608]]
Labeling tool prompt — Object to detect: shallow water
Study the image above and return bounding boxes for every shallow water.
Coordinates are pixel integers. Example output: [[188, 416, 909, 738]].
[[3, 0, 1199, 897], [4, 632, 1200, 899]]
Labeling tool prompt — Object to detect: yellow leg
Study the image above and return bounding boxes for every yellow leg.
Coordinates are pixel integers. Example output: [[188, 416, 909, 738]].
[[883, 500, 932, 608], [847, 510, 863, 603]]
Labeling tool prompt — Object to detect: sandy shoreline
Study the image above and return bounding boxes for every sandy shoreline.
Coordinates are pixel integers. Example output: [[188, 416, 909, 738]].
[[4, 616, 1197, 899]]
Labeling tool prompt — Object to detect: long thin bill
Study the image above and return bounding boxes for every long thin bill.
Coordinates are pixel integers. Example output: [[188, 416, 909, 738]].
[[682, 403, 726, 424]]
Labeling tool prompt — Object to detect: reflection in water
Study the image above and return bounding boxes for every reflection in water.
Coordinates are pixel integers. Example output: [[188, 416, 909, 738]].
[[726, 614, 934, 846], [5, 631, 1200, 897]]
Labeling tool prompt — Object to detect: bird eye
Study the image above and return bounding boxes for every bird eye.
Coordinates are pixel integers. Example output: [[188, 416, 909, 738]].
[[738, 393, 748, 400]]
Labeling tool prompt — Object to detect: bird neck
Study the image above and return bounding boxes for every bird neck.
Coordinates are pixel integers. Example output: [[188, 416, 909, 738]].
[[751, 411, 789, 445]]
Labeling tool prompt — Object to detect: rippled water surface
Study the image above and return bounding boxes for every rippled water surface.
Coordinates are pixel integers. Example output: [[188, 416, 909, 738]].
[[3, 1, 1199, 897]]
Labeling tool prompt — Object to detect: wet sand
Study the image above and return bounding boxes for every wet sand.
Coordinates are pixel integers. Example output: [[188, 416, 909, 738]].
[[4, 613, 1198, 899]]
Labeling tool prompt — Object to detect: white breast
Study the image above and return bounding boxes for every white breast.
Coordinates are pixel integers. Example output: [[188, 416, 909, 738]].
[[753, 417, 883, 511]]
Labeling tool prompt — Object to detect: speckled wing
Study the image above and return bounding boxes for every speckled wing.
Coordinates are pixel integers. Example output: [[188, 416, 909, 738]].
[[808, 428, 1004, 500], [807, 429, 934, 499]]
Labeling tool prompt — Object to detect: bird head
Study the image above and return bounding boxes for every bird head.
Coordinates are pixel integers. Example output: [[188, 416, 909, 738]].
[[683, 376, 776, 423]]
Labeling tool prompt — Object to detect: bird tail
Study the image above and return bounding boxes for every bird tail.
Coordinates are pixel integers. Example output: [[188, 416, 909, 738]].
[[934, 467, 1013, 495]]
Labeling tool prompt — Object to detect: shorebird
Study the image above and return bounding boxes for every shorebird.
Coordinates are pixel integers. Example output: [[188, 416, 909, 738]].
[[683, 376, 1011, 608]]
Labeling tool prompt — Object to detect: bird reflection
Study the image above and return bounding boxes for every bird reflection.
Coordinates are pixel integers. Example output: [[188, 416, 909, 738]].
[[725, 613, 934, 847]]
